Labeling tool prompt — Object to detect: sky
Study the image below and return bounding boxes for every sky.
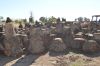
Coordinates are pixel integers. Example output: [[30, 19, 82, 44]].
[[0, 0, 100, 21]]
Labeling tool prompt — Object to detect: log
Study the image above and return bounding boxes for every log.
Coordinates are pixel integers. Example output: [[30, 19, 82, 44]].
[[83, 40, 100, 52], [50, 27, 56, 34], [0, 43, 4, 50], [28, 27, 45, 54], [82, 28, 88, 33], [49, 38, 66, 52], [41, 29, 51, 49], [4, 36, 23, 57], [4, 23, 23, 57], [94, 33, 100, 40], [71, 38, 85, 50], [74, 32, 83, 38], [56, 23, 63, 34], [63, 26, 73, 48], [4, 23, 15, 38]]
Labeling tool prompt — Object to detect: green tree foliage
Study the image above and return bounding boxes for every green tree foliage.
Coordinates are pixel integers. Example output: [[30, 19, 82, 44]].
[[15, 19, 22, 24], [77, 17, 84, 22], [0, 16, 3, 22], [76, 17, 90, 22], [23, 18, 27, 23], [48, 16, 56, 23], [39, 17, 47, 23], [0, 16, 3, 19], [6, 17, 12, 23], [29, 17, 34, 24], [62, 18, 66, 22], [84, 17, 90, 22]]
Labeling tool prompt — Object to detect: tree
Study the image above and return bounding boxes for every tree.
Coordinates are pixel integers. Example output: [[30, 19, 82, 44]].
[[15, 19, 23, 24], [48, 16, 56, 23], [23, 18, 27, 24], [62, 18, 66, 22], [56, 17, 61, 23], [0, 16, 4, 22], [39, 17, 47, 23], [29, 17, 34, 23], [76, 17, 90, 22], [6, 17, 12, 23], [77, 17, 84, 22], [0, 16, 3, 19], [84, 17, 90, 22]]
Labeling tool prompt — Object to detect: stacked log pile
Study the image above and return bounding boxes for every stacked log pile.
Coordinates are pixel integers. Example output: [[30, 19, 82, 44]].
[[63, 26, 73, 48], [93, 33, 100, 44], [28, 27, 45, 54], [94, 33, 100, 40], [41, 28, 51, 50], [4, 23, 23, 57], [49, 38, 66, 52], [1, 20, 100, 56]]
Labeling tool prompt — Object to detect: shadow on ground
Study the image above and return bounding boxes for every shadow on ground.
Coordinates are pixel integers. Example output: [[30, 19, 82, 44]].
[[0, 54, 17, 66], [49, 50, 69, 57], [12, 54, 40, 66], [0, 52, 44, 66]]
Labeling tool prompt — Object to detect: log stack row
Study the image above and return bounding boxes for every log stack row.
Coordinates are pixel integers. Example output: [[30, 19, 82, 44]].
[[1, 21, 100, 57]]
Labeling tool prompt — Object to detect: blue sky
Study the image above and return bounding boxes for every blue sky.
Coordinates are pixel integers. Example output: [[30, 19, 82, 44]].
[[0, 0, 100, 20]]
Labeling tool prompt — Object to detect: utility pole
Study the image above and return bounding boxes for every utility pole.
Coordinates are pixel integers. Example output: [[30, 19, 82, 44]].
[[29, 11, 34, 24]]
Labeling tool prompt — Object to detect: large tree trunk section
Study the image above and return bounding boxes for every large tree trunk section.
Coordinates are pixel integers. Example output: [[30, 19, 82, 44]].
[[4, 36, 23, 57], [41, 29, 51, 50], [94, 33, 100, 40], [74, 32, 83, 38], [82, 28, 88, 34], [4, 23, 23, 57], [63, 26, 74, 48], [49, 38, 66, 52], [82, 40, 100, 52], [56, 23, 64, 38], [71, 38, 85, 50], [4, 23, 15, 38], [28, 28, 45, 54]]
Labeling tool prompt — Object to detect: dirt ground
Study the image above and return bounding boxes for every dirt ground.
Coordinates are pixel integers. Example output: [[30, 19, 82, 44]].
[[0, 51, 100, 66]]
